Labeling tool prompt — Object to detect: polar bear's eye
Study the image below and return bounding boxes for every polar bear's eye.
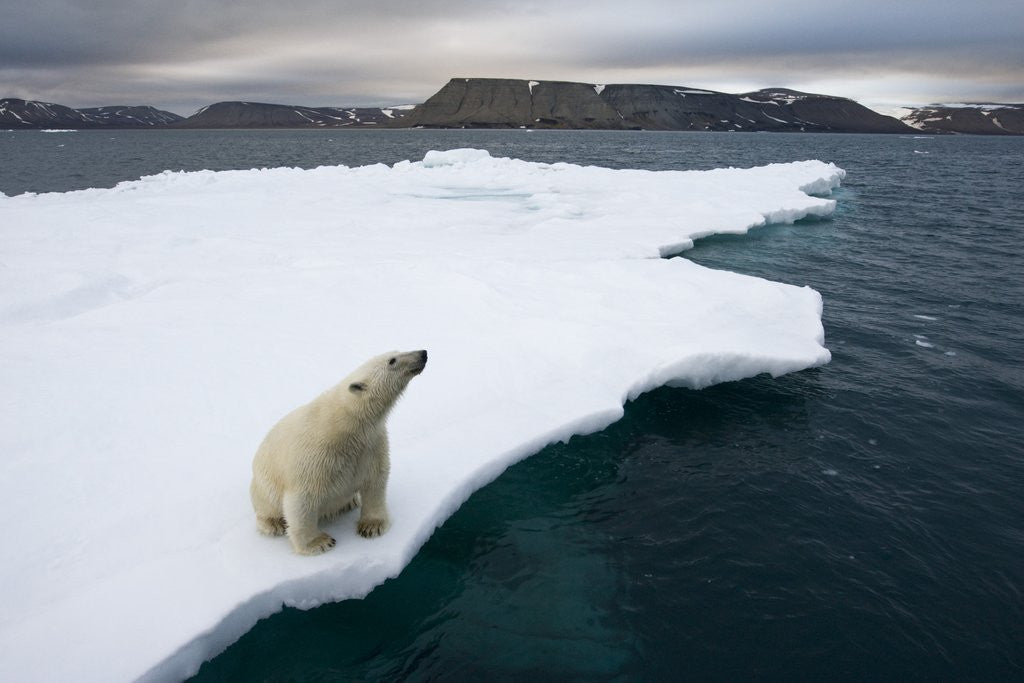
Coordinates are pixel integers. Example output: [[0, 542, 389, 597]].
[[388, 357, 396, 365]]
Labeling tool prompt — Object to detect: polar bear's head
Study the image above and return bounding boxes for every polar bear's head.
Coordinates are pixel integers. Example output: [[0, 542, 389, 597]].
[[346, 349, 427, 416]]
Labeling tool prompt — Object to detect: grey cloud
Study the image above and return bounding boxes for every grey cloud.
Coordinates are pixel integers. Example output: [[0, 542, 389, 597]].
[[0, 0, 495, 66], [2, 0, 1021, 112], [547, 2, 1023, 69]]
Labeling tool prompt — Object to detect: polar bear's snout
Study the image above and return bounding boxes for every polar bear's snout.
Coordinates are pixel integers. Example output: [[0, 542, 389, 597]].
[[410, 349, 428, 375], [392, 349, 427, 376]]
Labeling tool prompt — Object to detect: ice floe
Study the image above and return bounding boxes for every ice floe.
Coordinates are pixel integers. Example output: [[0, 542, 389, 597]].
[[0, 149, 843, 681]]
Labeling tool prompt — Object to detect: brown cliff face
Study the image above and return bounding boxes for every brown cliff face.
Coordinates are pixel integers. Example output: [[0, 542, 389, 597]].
[[396, 79, 918, 133], [400, 78, 630, 129]]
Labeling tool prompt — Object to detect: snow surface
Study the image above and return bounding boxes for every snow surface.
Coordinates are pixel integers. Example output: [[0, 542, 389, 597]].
[[761, 110, 789, 124], [0, 149, 843, 682], [868, 104, 914, 120]]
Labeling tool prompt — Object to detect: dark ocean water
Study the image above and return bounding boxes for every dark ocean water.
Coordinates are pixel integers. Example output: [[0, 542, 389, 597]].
[[4, 129, 1022, 680]]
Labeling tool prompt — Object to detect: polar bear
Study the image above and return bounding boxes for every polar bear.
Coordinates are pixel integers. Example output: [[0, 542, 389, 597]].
[[250, 349, 427, 555]]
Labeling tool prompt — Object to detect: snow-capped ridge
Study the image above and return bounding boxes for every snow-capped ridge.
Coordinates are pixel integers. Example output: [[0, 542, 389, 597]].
[[897, 102, 1024, 135], [0, 98, 183, 128], [172, 100, 414, 128]]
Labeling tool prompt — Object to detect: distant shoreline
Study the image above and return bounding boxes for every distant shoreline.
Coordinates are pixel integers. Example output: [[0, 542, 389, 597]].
[[3, 78, 1022, 134]]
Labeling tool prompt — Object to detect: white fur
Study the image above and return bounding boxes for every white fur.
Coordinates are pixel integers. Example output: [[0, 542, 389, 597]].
[[250, 349, 427, 555]]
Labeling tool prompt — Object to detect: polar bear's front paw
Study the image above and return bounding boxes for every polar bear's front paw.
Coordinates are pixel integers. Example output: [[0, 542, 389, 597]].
[[297, 533, 336, 555], [357, 517, 390, 538]]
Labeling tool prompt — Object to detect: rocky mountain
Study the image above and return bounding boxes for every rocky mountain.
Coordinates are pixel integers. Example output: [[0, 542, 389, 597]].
[[738, 89, 916, 133], [6, 85, 1021, 134], [899, 103, 1024, 135], [603, 85, 912, 133], [2, 98, 97, 129], [396, 78, 916, 133], [398, 78, 629, 129], [0, 98, 182, 128], [172, 101, 413, 128], [0, 97, 408, 129], [76, 105, 184, 126]]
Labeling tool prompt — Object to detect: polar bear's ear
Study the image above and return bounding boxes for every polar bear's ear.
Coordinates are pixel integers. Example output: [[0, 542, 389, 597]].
[[349, 382, 367, 393]]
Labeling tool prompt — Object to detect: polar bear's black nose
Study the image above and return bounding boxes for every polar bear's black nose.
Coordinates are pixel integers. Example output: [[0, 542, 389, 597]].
[[408, 349, 428, 376]]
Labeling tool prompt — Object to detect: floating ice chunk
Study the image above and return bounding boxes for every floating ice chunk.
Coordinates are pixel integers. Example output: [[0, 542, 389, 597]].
[[0, 150, 842, 682], [421, 148, 494, 167]]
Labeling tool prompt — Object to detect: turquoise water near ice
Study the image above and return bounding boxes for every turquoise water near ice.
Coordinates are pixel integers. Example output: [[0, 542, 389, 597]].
[[3, 129, 1022, 679]]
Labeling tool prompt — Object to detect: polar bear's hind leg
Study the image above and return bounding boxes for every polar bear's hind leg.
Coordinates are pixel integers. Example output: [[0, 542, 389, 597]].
[[283, 490, 335, 555], [321, 494, 361, 523], [257, 516, 287, 536]]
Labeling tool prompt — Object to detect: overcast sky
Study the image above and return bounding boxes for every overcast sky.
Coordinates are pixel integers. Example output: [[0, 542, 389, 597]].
[[2, 0, 1021, 116]]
